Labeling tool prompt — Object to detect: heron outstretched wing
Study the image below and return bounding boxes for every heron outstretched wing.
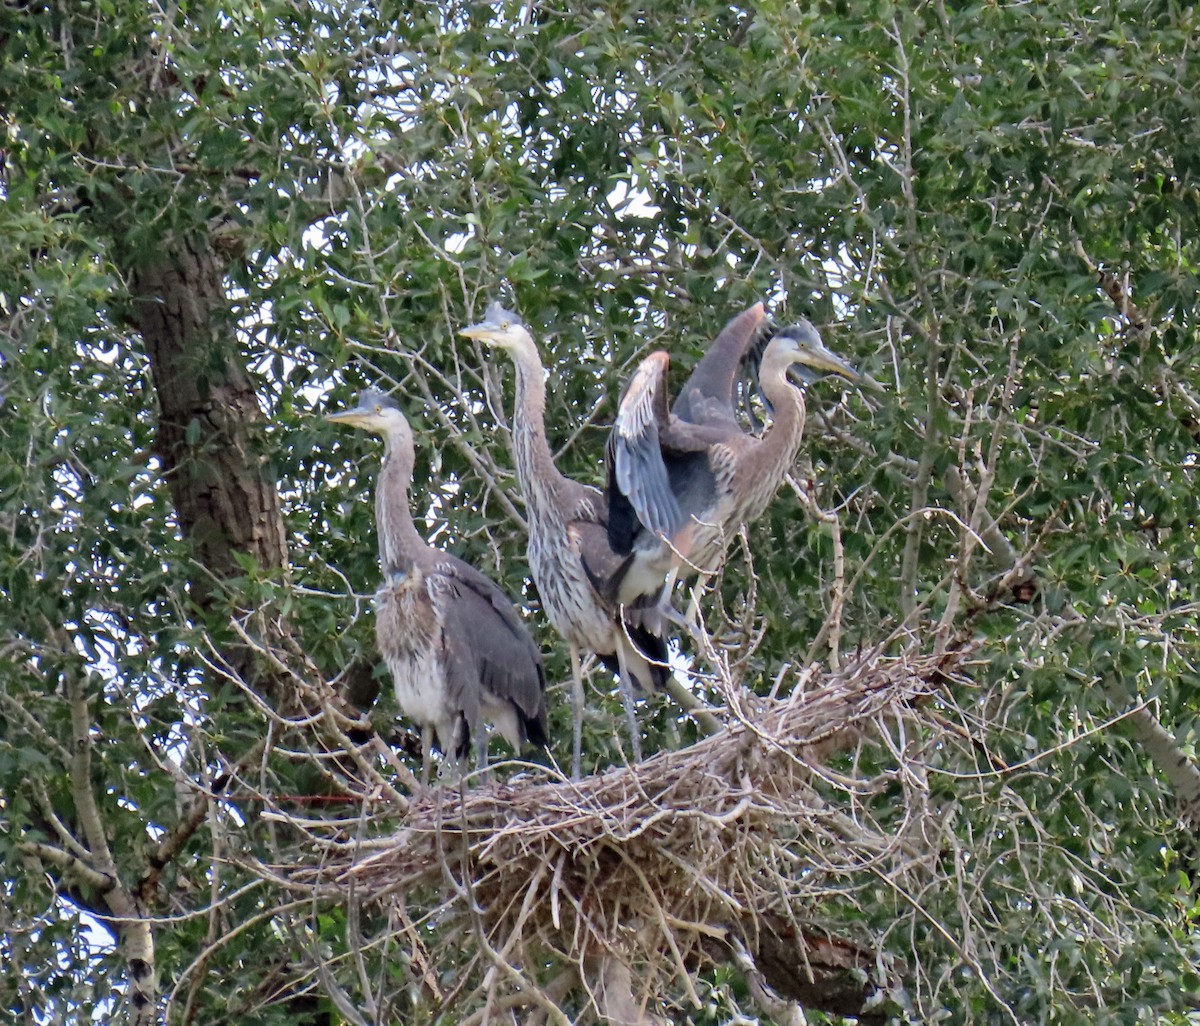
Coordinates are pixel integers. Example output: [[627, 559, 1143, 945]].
[[608, 347, 738, 556], [670, 302, 767, 430], [609, 351, 685, 548]]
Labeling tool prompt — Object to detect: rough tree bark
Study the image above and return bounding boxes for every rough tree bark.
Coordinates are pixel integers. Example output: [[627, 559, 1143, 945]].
[[127, 236, 292, 701], [131, 238, 287, 592]]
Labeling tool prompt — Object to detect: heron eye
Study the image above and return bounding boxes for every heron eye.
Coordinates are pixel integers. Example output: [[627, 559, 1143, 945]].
[[500, 321, 509, 329]]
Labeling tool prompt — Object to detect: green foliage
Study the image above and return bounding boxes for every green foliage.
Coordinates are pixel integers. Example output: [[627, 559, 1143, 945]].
[[2, 0, 1200, 1023]]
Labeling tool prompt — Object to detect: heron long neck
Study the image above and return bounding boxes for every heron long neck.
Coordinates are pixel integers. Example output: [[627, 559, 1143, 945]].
[[376, 432, 423, 575], [507, 341, 570, 515], [743, 362, 807, 499]]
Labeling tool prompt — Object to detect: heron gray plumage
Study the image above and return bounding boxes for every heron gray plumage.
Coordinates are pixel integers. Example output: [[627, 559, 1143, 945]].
[[608, 314, 862, 617], [326, 388, 548, 785], [460, 303, 671, 775]]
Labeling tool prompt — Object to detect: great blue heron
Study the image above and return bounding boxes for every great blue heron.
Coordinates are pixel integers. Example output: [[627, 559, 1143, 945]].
[[460, 303, 670, 774], [608, 315, 862, 619], [604, 302, 765, 610], [327, 388, 548, 784]]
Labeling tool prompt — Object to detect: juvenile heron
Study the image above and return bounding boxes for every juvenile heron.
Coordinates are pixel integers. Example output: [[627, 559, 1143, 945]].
[[609, 317, 862, 617], [327, 389, 548, 784], [605, 303, 766, 608], [461, 303, 670, 774]]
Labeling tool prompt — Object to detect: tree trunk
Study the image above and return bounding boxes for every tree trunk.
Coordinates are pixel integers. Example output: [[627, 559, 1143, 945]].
[[129, 236, 287, 591], [126, 234, 293, 705]]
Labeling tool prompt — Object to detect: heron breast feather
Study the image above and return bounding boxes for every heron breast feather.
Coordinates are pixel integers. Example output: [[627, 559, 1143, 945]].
[[388, 650, 456, 730], [375, 579, 441, 662]]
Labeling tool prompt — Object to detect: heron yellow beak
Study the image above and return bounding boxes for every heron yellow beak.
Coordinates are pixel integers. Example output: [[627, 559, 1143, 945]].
[[325, 408, 375, 429], [459, 321, 499, 341], [797, 340, 861, 382]]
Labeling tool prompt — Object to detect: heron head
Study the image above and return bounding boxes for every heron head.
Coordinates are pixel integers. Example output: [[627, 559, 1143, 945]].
[[766, 321, 862, 388], [458, 302, 531, 351], [325, 388, 411, 441]]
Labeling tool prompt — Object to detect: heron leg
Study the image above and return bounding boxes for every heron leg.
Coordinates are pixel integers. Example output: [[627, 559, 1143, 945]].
[[659, 601, 692, 629], [419, 724, 434, 789], [682, 573, 712, 644], [569, 642, 584, 780], [614, 644, 644, 765], [475, 722, 488, 780], [655, 566, 690, 627], [665, 678, 723, 737]]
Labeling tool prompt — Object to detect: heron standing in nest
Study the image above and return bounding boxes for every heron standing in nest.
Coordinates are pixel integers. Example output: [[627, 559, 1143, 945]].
[[327, 388, 548, 785], [461, 303, 673, 773]]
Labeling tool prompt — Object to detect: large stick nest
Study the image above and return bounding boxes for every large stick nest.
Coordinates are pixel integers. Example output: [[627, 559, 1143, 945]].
[[276, 649, 965, 1022]]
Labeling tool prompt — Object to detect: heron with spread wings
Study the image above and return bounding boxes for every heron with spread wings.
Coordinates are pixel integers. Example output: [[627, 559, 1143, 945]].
[[327, 389, 548, 785], [608, 311, 863, 619]]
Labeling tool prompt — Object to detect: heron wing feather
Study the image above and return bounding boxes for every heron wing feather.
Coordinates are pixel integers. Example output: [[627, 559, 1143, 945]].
[[572, 517, 635, 598], [610, 352, 684, 542], [434, 558, 548, 735], [671, 302, 767, 429]]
